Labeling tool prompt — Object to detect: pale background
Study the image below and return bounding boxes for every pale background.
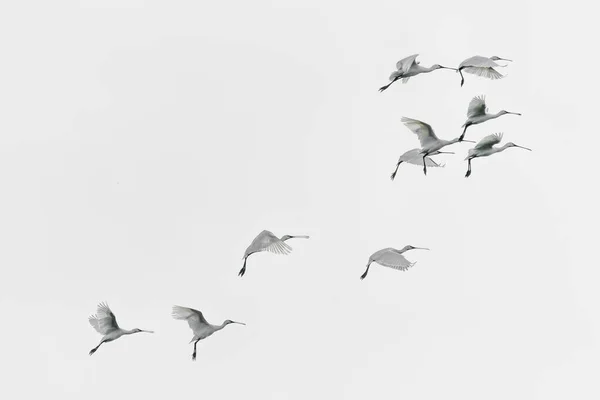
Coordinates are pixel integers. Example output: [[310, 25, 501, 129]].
[[0, 1, 598, 399]]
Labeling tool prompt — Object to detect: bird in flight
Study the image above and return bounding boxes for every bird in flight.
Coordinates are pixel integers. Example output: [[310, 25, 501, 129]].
[[88, 302, 153, 356], [360, 246, 429, 280], [457, 55, 512, 87], [460, 95, 521, 141], [390, 148, 449, 181], [401, 117, 473, 175], [464, 133, 531, 177], [239, 230, 309, 277], [172, 305, 245, 361], [379, 54, 456, 92]]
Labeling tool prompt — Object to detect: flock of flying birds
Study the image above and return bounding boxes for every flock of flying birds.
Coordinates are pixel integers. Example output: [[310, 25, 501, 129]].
[[88, 53, 531, 361]]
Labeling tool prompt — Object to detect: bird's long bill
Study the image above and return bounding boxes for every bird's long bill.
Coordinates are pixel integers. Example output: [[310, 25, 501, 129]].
[[292, 235, 310, 239], [515, 145, 532, 151], [461, 139, 476, 143], [507, 111, 522, 116], [436, 151, 455, 155], [413, 247, 430, 251], [141, 330, 155, 333], [440, 65, 458, 71], [499, 57, 513, 62], [231, 321, 246, 326]]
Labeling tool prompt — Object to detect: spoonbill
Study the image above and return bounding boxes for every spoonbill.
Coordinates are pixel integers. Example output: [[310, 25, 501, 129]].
[[379, 54, 456, 92], [401, 117, 474, 175], [172, 305, 245, 361], [457, 56, 512, 87], [390, 148, 450, 181], [88, 302, 154, 356], [460, 95, 521, 141], [465, 133, 531, 177], [239, 230, 309, 277], [360, 245, 429, 280]]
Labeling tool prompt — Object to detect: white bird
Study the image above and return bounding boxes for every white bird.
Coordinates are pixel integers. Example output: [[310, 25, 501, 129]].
[[457, 56, 512, 87], [360, 245, 429, 280], [390, 148, 450, 181], [172, 305, 245, 361], [401, 117, 474, 175], [379, 54, 456, 92], [239, 230, 309, 277], [464, 133, 531, 177], [460, 95, 521, 141], [88, 302, 154, 356]]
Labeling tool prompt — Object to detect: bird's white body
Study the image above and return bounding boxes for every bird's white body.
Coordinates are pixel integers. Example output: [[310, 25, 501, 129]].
[[239, 230, 309, 276], [400, 117, 469, 175], [464, 133, 531, 177], [360, 245, 429, 280], [88, 302, 153, 356], [457, 55, 511, 86], [390, 148, 446, 181], [460, 96, 521, 140], [379, 54, 455, 92], [172, 305, 245, 361]]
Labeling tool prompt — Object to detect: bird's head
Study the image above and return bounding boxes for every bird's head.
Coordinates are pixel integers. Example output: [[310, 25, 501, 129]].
[[490, 56, 513, 62], [401, 245, 430, 252], [506, 142, 532, 151], [224, 319, 246, 326], [499, 110, 522, 116]]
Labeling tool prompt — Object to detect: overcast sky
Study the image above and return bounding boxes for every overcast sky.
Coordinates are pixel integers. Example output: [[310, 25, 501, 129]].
[[0, 1, 598, 399]]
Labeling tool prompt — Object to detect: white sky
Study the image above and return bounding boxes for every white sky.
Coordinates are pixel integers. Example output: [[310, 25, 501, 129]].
[[0, 1, 598, 399]]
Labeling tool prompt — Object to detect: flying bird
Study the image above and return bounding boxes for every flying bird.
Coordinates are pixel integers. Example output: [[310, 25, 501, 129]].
[[239, 230, 309, 277], [172, 305, 245, 361], [460, 95, 521, 141], [401, 117, 473, 175], [379, 54, 456, 92], [390, 148, 450, 181], [457, 56, 512, 87], [360, 245, 429, 280], [88, 302, 153, 356], [464, 133, 531, 177]]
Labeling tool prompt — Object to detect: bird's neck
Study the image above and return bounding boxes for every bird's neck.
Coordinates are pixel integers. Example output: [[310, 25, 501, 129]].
[[497, 144, 511, 152], [122, 329, 137, 335], [492, 111, 504, 118], [214, 322, 229, 331]]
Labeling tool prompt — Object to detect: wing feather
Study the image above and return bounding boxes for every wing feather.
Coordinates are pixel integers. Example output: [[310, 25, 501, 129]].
[[459, 56, 502, 69], [462, 66, 504, 80], [397, 148, 443, 167], [172, 305, 208, 332], [373, 249, 415, 272], [467, 95, 488, 118], [474, 133, 503, 150], [395, 54, 419, 73], [401, 117, 438, 147], [88, 302, 119, 335]]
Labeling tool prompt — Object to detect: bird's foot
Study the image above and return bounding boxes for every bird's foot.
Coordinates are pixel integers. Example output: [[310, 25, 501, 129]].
[[192, 353, 197, 361], [465, 171, 471, 178]]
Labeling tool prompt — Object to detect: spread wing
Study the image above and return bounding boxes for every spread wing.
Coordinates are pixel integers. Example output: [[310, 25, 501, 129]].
[[474, 133, 503, 150], [372, 249, 415, 272], [401, 117, 438, 147], [397, 148, 444, 167], [467, 95, 488, 118], [459, 55, 502, 69], [395, 54, 419, 73], [89, 302, 119, 335], [461, 66, 504, 80], [172, 306, 208, 332], [245, 230, 292, 257]]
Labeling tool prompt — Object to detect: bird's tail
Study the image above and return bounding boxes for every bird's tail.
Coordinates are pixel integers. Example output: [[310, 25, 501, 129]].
[[360, 263, 371, 280], [238, 258, 247, 277]]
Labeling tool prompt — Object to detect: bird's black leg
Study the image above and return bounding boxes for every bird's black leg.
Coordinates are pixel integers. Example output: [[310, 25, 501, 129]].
[[459, 124, 468, 141], [238, 258, 247, 277], [89, 341, 103, 356], [360, 264, 371, 280], [465, 159, 472, 178], [379, 76, 400, 92], [390, 161, 402, 181], [422, 155, 428, 175], [192, 340, 198, 361], [459, 68, 465, 87]]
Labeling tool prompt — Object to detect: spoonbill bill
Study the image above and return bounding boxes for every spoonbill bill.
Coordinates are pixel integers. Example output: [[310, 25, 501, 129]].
[[390, 148, 450, 181], [88, 302, 153, 356], [172, 306, 245, 361], [360, 246, 429, 280], [457, 56, 512, 87], [239, 230, 309, 277], [401, 117, 473, 175], [465, 133, 531, 177], [460, 95, 521, 141], [379, 54, 456, 92]]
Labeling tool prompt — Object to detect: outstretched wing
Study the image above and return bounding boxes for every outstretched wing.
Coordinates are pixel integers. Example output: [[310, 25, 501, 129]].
[[395, 54, 419, 73], [89, 302, 119, 335], [172, 305, 208, 332], [245, 230, 292, 257], [461, 66, 504, 80], [459, 55, 502, 69], [373, 249, 415, 272], [467, 95, 488, 118], [398, 148, 444, 167], [474, 133, 503, 150], [401, 117, 438, 147]]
